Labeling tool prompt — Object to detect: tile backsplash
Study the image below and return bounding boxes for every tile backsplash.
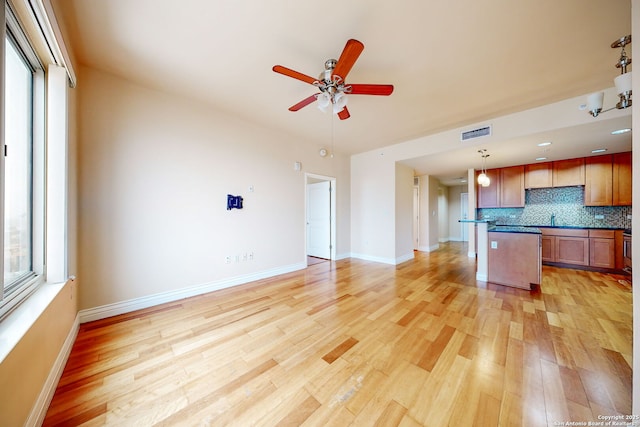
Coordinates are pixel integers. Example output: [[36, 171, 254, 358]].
[[477, 186, 631, 229]]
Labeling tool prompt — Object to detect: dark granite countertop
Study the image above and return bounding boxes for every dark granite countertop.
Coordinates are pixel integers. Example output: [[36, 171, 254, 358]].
[[496, 224, 627, 231], [490, 226, 541, 234]]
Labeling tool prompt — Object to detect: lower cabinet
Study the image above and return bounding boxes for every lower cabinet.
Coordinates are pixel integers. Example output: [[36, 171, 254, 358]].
[[588, 229, 615, 269], [541, 235, 555, 263], [539, 228, 617, 269], [555, 236, 589, 266]]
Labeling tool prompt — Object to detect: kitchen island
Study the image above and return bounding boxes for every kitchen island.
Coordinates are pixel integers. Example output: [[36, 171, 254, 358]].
[[487, 226, 541, 290], [460, 220, 542, 290]]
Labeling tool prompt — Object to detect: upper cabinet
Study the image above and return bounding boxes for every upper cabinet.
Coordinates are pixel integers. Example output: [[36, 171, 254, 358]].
[[477, 168, 500, 208], [552, 158, 585, 187], [585, 155, 613, 206], [477, 166, 524, 208], [483, 152, 631, 208], [500, 165, 525, 207], [584, 153, 632, 206], [524, 162, 552, 188], [613, 152, 632, 206]]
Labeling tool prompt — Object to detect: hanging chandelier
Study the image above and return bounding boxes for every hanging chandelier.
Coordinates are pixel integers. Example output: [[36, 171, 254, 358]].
[[587, 35, 632, 117]]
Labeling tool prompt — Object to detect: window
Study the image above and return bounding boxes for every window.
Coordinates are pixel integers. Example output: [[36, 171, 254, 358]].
[[4, 36, 33, 289], [1, 5, 45, 319]]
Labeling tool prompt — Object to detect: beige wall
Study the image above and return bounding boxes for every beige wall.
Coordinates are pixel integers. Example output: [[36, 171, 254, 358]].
[[0, 281, 77, 426], [0, 81, 79, 426], [76, 65, 350, 311]]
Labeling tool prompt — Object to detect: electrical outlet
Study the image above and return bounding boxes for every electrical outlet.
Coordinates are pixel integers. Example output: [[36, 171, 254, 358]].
[[627, 214, 632, 220], [491, 241, 498, 249], [225, 256, 231, 264], [249, 252, 254, 261]]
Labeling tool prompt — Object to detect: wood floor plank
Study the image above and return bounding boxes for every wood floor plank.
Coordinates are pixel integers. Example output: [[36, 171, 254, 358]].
[[43, 242, 632, 426]]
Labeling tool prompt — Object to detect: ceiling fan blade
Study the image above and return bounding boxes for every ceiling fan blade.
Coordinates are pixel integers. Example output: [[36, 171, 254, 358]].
[[337, 107, 351, 120], [349, 84, 394, 96], [273, 65, 317, 85], [289, 94, 319, 111], [332, 39, 364, 81]]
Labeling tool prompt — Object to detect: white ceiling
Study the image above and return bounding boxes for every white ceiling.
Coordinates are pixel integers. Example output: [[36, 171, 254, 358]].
[[51, 0, 633, 185]]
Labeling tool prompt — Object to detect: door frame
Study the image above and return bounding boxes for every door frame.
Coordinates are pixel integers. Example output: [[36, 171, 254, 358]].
[[305, 173, 337, 263]]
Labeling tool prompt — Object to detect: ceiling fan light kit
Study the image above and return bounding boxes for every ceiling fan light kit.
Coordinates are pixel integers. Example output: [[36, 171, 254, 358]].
[[587, 35, 632, 117], [273, 39, 394, 120]]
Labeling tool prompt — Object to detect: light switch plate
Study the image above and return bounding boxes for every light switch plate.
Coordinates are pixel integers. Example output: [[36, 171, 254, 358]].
[[491, 241, 498, 249]]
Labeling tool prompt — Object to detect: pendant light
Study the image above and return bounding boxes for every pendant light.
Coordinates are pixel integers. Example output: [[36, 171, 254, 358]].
[[477, 149, 491, 187]]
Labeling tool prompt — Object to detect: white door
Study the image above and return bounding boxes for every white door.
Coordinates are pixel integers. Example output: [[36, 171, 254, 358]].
[[307, 181, 331, 259], [461, 192, 469, 242]]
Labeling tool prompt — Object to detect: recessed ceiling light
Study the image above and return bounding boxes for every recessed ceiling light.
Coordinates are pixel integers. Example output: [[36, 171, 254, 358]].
[[611, 128, 631, 135], [537, 141, 552, 147], [535, 157, 547, 161], [592, 148, 607, 154]]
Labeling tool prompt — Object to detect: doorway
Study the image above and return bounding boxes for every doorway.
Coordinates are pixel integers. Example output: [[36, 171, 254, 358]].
[[460, 192, 469, 242], [305, 173, 336, 265]]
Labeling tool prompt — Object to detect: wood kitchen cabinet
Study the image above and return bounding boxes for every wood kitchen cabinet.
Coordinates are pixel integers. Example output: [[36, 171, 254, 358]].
[[613, 151, 632, 206], [541, 235, 555, 262], [540, 227, 621, 271], [525, 162, 552, 188], [585, 154, 613, 206], [477, 166, 524, 208], [477, 168, 500, 208], [556, 236, 590, 266], [540, 228, 589, 266], [589, 229, 615, 269], [553, 158, 585, 187], [500, 165, 525, 207]]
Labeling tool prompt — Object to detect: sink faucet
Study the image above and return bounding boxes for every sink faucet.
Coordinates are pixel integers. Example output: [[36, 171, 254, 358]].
[[551, 213, 555, 226]]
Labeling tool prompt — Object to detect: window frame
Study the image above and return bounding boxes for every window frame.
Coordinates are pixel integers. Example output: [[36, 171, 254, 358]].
[[0, 2, 46, 320]]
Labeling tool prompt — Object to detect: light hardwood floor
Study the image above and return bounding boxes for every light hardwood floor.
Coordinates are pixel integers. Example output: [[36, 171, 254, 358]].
[[43, 242, 633, 426]]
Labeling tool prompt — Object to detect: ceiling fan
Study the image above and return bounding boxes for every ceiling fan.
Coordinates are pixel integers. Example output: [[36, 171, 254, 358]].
[[273, 39, 394, 120]]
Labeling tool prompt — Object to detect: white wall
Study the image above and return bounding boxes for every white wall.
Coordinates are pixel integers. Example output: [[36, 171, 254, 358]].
[[77, 66, 350, 313], [438, 186, 448, 242], [416, 175, 440, 252], [350, 151, 396, 263], [447, 185, 466, 241], [395, 163, 415, 263]]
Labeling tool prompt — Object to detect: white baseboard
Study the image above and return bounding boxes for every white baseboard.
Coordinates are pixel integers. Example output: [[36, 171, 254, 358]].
[[27, 313, 80, 427], [350, 251, 415, 265], [350, 252, 397, 265], [79, 263, 306, 323], [395, 251, 415, 265], [417, 243, 440, 252]]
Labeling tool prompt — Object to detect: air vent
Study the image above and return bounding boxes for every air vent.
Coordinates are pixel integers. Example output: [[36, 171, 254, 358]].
[[461, 125, 492, 141]]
